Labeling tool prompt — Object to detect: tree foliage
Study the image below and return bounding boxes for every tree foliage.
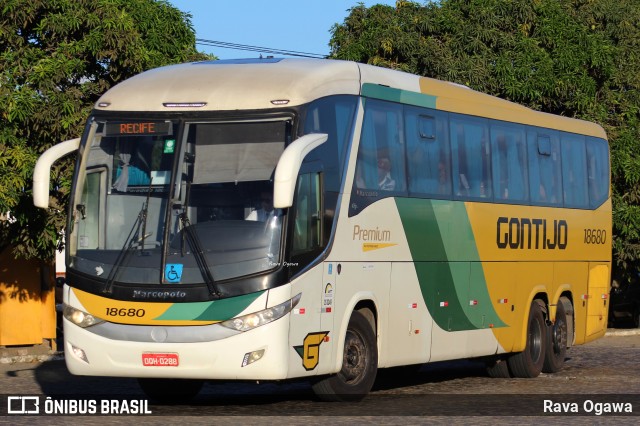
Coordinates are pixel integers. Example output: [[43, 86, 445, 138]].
[[0, 0, 209, 260], [330, 0, 640, 282]]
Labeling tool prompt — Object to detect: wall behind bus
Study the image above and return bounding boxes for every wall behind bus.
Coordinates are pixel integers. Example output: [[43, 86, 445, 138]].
[[0, 247, 56, 346]]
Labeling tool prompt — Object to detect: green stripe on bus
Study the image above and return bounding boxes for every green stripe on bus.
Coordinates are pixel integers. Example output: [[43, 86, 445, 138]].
[[155, 290, 265, 321], [395, 198, 505, 331], [414, 262, 476, 330], [362, 83, 436, 108]]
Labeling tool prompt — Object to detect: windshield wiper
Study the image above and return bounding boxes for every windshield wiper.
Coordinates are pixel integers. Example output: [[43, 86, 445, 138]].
[[178, 212, 221, 298], [176, 181, 221, 298], [103, 179, 153, 294]]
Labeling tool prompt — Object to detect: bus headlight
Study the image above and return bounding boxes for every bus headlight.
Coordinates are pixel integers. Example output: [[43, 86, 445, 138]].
[[220, 293, 301, 332], [63, 305, 105, 328]]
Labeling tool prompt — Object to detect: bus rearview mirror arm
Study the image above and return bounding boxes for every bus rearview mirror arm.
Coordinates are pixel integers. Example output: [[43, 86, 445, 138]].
[[273, 133, 328, 209], [33, 138, 81, 209]]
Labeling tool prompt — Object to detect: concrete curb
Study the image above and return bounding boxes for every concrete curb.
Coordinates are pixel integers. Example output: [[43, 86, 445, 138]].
[[0, 352, 64, 365], [604, 328, 640, 337]]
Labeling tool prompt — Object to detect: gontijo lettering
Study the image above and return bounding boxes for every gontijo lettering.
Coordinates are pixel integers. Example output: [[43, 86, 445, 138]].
[[496, 217, 568, 250]]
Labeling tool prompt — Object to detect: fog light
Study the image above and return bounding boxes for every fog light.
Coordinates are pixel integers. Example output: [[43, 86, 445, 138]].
[[70, 344, 89, 363], [241, 349, 265, 367]]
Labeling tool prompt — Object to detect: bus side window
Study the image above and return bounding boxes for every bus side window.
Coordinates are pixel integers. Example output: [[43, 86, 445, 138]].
[[385, 106, 406, 192], [355, 108, 378, 189], [292, 173, 322, 255], [561, 134, 588, 208], [528, 132, 562, 205], [491, 123, 528, 202], [450, 115, 491, 199], [354, 99, 405, 193], [406, 108, 451, 197], [586, 137, 609, 208]]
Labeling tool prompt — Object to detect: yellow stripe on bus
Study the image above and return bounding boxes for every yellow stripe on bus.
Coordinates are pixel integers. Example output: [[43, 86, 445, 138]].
[[72, 288, 217, 326]]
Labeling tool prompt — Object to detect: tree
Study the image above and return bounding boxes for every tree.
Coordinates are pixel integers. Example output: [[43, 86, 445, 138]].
[[0, 0, 209, 260], [330, 0, 640, 282]]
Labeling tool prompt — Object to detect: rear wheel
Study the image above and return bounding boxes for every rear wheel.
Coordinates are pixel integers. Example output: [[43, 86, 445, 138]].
[[508, 300, 546, 378], [312, 310, 378, 401], [137, 378, 203, 403], [543, 299, 569, 373]]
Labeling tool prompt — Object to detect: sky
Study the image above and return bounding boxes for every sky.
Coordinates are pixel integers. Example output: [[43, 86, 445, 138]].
[[168, 1, 398, 60]]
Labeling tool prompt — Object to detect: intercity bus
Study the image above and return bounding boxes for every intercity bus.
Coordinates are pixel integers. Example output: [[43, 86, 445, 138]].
[[33, 58, 611, 401]]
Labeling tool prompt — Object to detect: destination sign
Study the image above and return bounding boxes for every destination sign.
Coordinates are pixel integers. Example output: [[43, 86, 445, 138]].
[[105, 121, 172, 137]]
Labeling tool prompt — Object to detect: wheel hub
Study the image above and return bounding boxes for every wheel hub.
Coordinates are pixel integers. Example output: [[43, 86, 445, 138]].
[[552, 319, 567, 354], [341, 331, 366, 383]]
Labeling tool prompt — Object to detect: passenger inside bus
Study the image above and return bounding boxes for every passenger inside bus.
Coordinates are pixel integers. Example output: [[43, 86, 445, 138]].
[[377, 156, 396, 191]]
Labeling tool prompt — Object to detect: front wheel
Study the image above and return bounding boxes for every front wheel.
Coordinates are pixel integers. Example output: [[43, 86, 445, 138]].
[[507, 300, 547, 378], [312, 310, 378, 401]]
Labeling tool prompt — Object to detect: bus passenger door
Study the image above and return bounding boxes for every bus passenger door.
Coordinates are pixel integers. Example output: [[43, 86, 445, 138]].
[[288, 170, 330, 376]]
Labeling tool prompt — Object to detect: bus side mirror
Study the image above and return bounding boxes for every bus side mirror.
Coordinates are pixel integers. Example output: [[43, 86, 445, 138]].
[[273, 133, 328, 209], [33, 138, 81, 208]]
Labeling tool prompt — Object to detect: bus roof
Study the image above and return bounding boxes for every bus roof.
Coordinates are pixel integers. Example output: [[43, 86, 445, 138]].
[[95, 58, 362, 112], [95, 58, 606, 139]]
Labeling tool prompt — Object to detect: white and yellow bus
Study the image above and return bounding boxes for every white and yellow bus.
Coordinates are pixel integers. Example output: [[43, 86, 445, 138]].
[[33, 58, 611, 401]]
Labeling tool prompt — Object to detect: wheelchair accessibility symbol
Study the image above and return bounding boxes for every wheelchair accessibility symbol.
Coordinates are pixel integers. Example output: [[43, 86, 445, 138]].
[[165, 264, 183, 283]]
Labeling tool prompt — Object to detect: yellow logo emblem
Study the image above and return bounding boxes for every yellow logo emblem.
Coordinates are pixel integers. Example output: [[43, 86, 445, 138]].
[[294, 331, 329, 371]]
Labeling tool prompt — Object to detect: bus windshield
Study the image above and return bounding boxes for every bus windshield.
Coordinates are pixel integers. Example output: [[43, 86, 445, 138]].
[[69, 118, 290, 286]]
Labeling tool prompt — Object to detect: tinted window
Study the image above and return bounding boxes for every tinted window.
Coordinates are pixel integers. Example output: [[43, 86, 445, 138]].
[[450, 115, 491, 199], [302, 95, 358, 190], [355, 99, 406, 192], [291, 173, 322, 255], [348, 97, 608, 214], [586, 137, 609, 208], [405, 108, 451, 197], [491, 123, 528, 202], [561, 134, 588, 208], [528, 131, 562, 205]]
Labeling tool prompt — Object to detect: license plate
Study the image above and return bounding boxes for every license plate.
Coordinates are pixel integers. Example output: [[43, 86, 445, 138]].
[[142, 352, 179, 367]]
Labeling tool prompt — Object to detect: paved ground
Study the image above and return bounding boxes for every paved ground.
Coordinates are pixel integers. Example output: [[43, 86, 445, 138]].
[[0, 341, 62, 365], [1, 329, 639, 423]]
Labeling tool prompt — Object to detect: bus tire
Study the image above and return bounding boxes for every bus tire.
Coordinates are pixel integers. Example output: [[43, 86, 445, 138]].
[[507, 300, 546, 378], [137, 378, 203, 403], [312, 310, 378, 401], [485, 357, 511, 378], [543, 298, 568, 373]]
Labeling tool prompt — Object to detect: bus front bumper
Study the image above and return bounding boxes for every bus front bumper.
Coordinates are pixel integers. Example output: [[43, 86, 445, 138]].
[[62, 317, 291, 380]]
